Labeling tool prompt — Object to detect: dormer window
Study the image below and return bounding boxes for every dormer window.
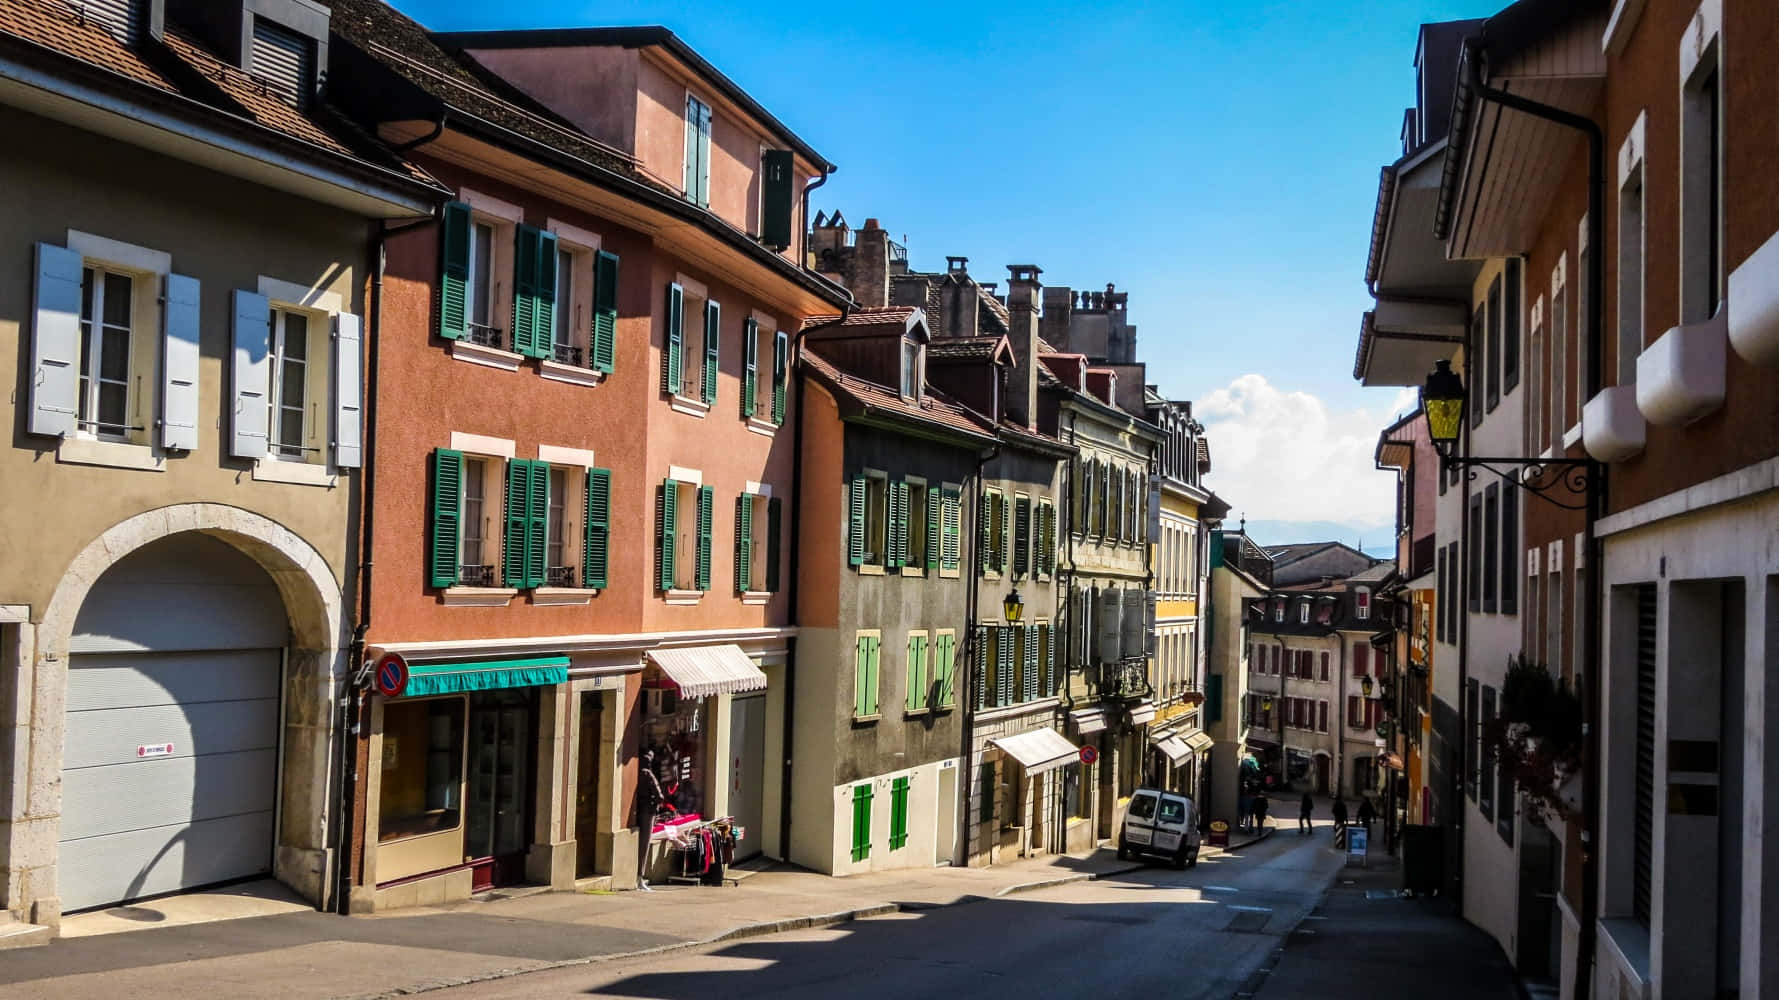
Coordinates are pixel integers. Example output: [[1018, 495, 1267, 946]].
[[250, 16, 317, 109], [81, 0, 142, 43], [684, 94, 712, 208], [900, 339, 922, 401], [1298, 601, 1309, 624], [1356, 588, 1371, 620]]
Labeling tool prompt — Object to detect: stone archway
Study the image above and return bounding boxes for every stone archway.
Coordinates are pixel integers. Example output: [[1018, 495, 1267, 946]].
[[14, 504, 345, 925]]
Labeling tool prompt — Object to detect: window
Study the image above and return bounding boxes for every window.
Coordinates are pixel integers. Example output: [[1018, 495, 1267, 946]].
[[1356, 588, 1371, 620], [1547, 558, 1564, 676], [1681, 27, 1723, 324], [846, 472, 889, 570], [467, 220, 498, 346], [1299, 601, 1309, 624], [1529, 297, 1544, 453], [980, 487, 1009, 575], [1468, 495, 1482, 613], [684, 94, 712, 207], [1469, 309, 1485, 429], [1577, 218, 1591, 419], [267, 308, 312, 459], [1318, 700, 1328, 733], [900, 338, 921, 399], [742, 319, 780, 420], [1320, 651, 1329, 681], [1480, 685, 1496, 821], [939, 485, 963, 575], [1437, 547, 1448, 643], [1465, 678, 1480, 801], [853, 632, 882, 720], [658, 478, 713, 592], [78, 265, 134, 439], [889, 776, 910, 850], [735, 491, 782, 593], [906, 631, 930, 712], [1274, 600, 1284, 623], [545, 466, 570, 585], [906, 480, 931, 572], [1503, 258, 1521, 394], [1618, 160, 1645, 386], [1483, 484, 1499, 613], [249, 16, 315, 109], [1012, 493, 1032, 577], [551, 246, 576, 364], [850, 782, 872, 861], [378, 698, 464, 843], [1354, 642, 1370, 677], [1486, 273, 1502, 411], [461, 457, 489, 582], [1500, 488, 1518, 615], [667, 295, 719, 405], [1550, 261, 1568, 450]]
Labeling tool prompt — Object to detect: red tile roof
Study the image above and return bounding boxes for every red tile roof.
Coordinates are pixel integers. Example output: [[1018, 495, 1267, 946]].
[[802, 306, 921, 331], [0, 0, 175, 91], [801, 349, 993, 442]]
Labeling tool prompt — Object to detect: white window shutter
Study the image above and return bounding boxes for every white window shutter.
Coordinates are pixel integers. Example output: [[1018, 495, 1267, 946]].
[[160, 273, 201, 451], [332, 311, 363, 468], [231, 289, 271, 459], [1096, 587, 1123, 664], [29, 242, 82, 438]]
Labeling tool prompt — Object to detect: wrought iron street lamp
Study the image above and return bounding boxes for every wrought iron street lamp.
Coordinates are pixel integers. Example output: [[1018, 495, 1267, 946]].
[[1418, 362, 1601, 512], [1002, 588, 1024, 624], [1361, 674, 1374, 698]]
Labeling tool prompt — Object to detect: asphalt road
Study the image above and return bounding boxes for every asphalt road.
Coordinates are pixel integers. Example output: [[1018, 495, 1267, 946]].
[[438, 826, 1349, 1000]]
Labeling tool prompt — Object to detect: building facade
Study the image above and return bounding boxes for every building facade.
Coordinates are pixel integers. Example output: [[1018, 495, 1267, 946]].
[[1205, 530, 1270, 828], [1145, 395, 1216, 805]]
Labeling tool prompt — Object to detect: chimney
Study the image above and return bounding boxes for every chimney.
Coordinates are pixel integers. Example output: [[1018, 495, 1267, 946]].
[[850, 218, 889, 308], [1041, 286, 1072, 351], [1005, 264, 1042, 430], [942, 258, 978, 339]]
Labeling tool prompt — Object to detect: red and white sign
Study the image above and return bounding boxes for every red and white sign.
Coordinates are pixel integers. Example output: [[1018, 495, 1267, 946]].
[[374, 652, 409, 698], [1079, 745, 1100, 766], [137, 743, 174, 758]]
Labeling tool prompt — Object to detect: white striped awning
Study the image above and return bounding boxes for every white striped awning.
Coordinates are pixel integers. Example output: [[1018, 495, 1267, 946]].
[[645, 644, 767, 700], [1155, 736, 1192, 765], [1069, 707, 1107, 735], [1128, 700, 1158, 726], [988, 728, 1080, 775], [1184, 731, 1216, 754]]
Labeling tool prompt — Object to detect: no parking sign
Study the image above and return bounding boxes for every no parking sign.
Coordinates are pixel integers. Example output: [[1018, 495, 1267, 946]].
[[373, 652, 409, 697]]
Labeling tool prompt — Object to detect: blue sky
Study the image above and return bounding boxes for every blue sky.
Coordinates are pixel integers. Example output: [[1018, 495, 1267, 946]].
[[398, 0, 1504, 545]]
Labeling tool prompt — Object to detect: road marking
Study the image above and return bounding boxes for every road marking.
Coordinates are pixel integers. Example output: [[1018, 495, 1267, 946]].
[[1302, 915, 1328, 920], [1226, 904, 1273, 913], [1203, 885, 1239, 893]]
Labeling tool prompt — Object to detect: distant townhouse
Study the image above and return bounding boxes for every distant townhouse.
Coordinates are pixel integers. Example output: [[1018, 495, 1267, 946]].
[[0, 0, 442, 932], [327, 2, 849, 908], [1204, 530, 1271, 829]]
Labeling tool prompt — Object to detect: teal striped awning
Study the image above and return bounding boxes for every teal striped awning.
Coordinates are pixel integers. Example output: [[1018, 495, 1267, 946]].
[[403, 656, 570, 697]]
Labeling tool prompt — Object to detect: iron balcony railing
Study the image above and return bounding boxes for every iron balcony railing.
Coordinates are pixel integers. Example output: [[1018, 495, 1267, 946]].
[[1098, 656, 1151, 702], [460, 564, 496, 587], [465, 323, 505, 350], [546, 565, 576, 588], [552, 342, 583, 366]]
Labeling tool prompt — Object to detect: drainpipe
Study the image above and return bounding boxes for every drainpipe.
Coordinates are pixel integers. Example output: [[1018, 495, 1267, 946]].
[[798, 165, 833, 268], [1463, 41, 1606, 1000], [957, 435, 1001, 864], [1336, 631, 1347, 798]]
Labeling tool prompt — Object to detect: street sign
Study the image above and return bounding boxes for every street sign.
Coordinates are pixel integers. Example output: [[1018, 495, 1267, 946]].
[[1346, 826, 1369, 866], [136, 743, 174, 758], [374, 652, 409, 697], [1209, 819, 1230, 848], [1079, 745, 1099, 766]]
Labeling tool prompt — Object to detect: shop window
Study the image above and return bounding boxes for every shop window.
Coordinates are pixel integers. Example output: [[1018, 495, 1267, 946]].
[[378, 698, 464, 842]]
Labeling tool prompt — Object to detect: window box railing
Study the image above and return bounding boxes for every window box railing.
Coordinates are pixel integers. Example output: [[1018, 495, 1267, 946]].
[[1098, 657, 1151, 702], [465, 323, 506, 350], [546, 565, 575, 588], [551, 342, 583, 366], [459, 564, 496, 587]]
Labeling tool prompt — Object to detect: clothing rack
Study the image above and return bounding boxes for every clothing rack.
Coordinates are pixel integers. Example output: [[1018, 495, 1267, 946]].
[[657, 815, 740, 887]]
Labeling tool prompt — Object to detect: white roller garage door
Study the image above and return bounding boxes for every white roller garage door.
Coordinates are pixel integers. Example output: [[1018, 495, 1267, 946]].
[[59, 649, 281, 911]]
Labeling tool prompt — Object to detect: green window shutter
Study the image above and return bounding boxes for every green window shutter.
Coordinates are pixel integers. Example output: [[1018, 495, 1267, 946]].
[[742, 319, 758, 417], [851, 783, 873, 862], [1023, 624, 1040, 701], [975, 625, 989, 709], [999, 494, 1012, 573], [889, 776, 910, 850], [926, 487, 941, 571], [996, 626, 1014, 707], [534, 229, 558, 357], [702, 300, 720, 405], [942, 488, 960, 571], [906, 633, 927, 711], [760, 149, 795, 251], [979, 762, 996, 823], [979, 493, 993, 574], [429, 448, 464, 588], [438, 202, 470, 340], [527, 460, 549, 588], [657, 479, 678, 591], [1044, 503, 1057, 574], [511, 225, 538, 358], [583, 467, 610, 589], [696, 485, 714, 591], [1013, 496, 1031, 576], [888, 481, 909, 569], [734, 493, 753, 593], [866, 634, 881, 716], [503, 460, 528, 588], [937, 633, 955, 707], [847, 476, 867, 567], [854, 634, 869, 718], [772, 330, 789, 424], [663, 283, 684, 396], [765, 497, 783, 593], [1043, 624, 1055, 695], [591, 250, 619, 372]]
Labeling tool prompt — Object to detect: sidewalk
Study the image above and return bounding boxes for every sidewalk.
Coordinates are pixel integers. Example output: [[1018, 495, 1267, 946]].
[[1245, 851, 1519, 1000], [0, 830, 1270, 1000]]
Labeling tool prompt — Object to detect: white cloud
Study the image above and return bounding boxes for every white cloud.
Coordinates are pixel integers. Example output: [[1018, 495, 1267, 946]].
[[1197, 374, 1407, 531]]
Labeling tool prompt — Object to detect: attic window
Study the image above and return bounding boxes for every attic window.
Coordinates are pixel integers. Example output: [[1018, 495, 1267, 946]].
[[901, 339, 922, 400], [76, 0, 140, 43], [250, 17, 315, 109]]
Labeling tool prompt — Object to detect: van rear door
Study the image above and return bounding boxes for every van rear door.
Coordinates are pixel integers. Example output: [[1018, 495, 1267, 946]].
[[1125, 791, 1160, 846]]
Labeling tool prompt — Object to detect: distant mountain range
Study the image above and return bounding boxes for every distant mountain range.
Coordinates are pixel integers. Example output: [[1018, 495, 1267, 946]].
[[1233, 519, 1395, 559]]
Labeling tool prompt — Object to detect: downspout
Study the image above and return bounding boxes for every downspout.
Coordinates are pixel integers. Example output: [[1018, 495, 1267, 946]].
[[799, 165, 833, 268], [1059, 408, 1080, 710], [780, 289, 851, 862], [957, 435, 1001, 864], [1463, 42, 1606, 1000], [1336, 630, 1347, 798]]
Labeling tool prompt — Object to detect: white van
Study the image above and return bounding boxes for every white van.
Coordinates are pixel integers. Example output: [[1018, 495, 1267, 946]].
[[1117, 787, 1201, 868]]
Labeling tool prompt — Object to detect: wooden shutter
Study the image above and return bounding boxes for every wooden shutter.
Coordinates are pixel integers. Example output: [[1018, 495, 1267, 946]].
[[1355, 644, 1370, 676], [527, 460, 549, 588], [511, 224, 538, 358], [742, 319, 758, 417], [29, 243, 82, 438], [889, 776, 910, 850], [429, 449, 464, 588], [695, 485, 714, 591], [979, 493, 993, 574], [851, 783, 873, 861], [926, 487, 942, 571], [1023, 624, 1040, 701], [760, 149, 795, 251], [906, 633, 926, 711], [936, 633, 955, 707], [1013, 496, 1031, 576], [847, 476, 867, 567], [591, 250, 619, 372], [663, 283, 684, 396], [583, 467, 610, 589], [772, 330, 789, 424], [503, 460, 529, 587], [996, 626, 1014, 707], [160, 273, 202, 451], [998, 494, 1012, 572], [533, 228, 558, 357], [888, 481, 909, 569], [1501, 488, 1519, 614], [331, 311, 363, 467], [231, 289, 272, 459], [439, 202, 470, 340], [765, 497, 782, 593], [734, 494, 753, 592], [701, 300, 720, 404], [249, 17, 313, 108], [1503, 258, 1521, 392], [941, 488, 961, 570], [657, 479, 678, 590]]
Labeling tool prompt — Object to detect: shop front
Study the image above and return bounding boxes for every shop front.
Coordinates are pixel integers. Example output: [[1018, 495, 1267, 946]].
[[984, 728, 1080, 860]]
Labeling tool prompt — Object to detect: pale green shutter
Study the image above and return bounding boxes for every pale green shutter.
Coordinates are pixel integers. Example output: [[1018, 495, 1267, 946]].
[[734, 494, 753, 593], [866, 634, 881, 716], [937, 633, 955, 707], [696, 485, 714, 591], [979, 493, 993, 574], [996, 626, 1014, 707], [847, 476, 867, 567], [657, 479, 678, 590], [1013, 496, 1031, 576], [927, 487, 942, 571], [766, 497, 783, 592], [742, 319, 758, 417], [1023, 624, 1040, 701], [511, 225, 538, 358], [999, 494, 1012, 573], [526, 460, 549, 588], [592, 250, 618, 372], [854, 634, 869, 717], [888, 481, 908, 569], [429, 449, 463, 588], [906, 633, 927, 711], [942, 488, 960, 571], [583, 467, 610, 589], [438, 202, 470, 340], [702, 300, 720, 404], [772, 330, 789, 424], [503, 460, 528, 587], [663, 283, 683, 396], [534, 229, 558, 358]]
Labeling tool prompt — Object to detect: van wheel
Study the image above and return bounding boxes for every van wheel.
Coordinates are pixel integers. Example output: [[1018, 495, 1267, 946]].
[[1171, 847, 1187, 870], [1187, 845, 1200, 868], [1116, 838, 1129, 861]]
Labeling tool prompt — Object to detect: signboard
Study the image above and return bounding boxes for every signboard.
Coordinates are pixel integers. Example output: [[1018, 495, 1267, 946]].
[[136, 743, 174, 758], [374, 652, 409, 698], [1079, 745, 1100, 766], [1208, 819, 1230, 848], [1346, 826, 1369, 865]]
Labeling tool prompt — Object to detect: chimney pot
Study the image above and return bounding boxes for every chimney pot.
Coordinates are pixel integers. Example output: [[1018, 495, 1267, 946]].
[[863, 218, 881, 230]]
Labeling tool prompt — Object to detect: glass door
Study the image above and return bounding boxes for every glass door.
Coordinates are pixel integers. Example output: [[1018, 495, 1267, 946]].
[[465, 690, 533, 886]]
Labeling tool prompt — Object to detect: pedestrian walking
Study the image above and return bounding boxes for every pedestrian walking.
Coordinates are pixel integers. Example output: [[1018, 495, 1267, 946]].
[[1357, 797, 1377, 840], [1254, 792, 1270, 831], [1331, 795, 1348, 848], [1298, 792, 1313, 835]]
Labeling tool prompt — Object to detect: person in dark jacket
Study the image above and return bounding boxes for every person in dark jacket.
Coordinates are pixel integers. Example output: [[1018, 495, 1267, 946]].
[[1331, 795, 1348, 827], [1253, 792, 1270, 830], [1298, 792, 1314, 835], [1357, 797, 1377, 839]]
